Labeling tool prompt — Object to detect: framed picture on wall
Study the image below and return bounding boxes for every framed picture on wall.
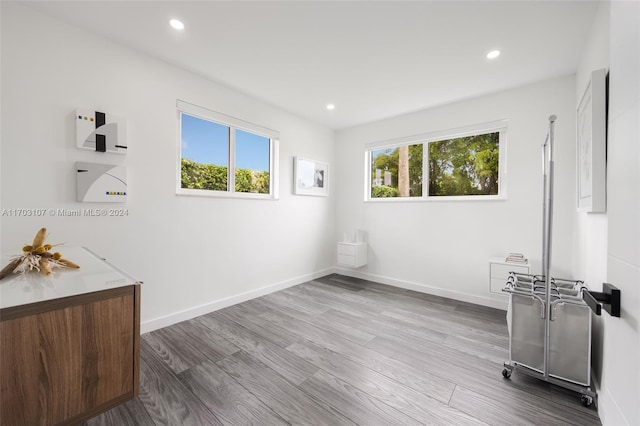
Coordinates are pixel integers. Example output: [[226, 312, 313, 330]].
[[294, 157, 329, 196], [577, 68, 607, 213]]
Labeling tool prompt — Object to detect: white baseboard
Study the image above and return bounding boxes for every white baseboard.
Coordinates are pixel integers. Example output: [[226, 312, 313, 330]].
[[334, 267, 509, 311], [140, 267, 334, 334], [597, 384, 630, 426], [591, 374, 602, 412], [142, 266, 509, 334]]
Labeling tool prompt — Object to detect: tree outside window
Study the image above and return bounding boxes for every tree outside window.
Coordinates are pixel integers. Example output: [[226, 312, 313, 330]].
[[369, 131, 501, 199], [180, 113, 273, 195], [371, 144, 422, 198], [428, 132, 499, 196]]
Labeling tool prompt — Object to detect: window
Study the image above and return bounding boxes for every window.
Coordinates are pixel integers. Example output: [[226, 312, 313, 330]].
[[177, 100, 279, 199], [370, 144, 423, 198], [180, 114, 229, 191], [367, 122, 506, 200], [428, 132, 500, 197], [234, 129, 271, 194]]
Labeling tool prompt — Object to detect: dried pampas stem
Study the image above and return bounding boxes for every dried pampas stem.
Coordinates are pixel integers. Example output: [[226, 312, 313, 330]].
[[58, 258, 80, 269], [0, 228, 80, 280], [32, 228, 48, 249], [40, 258, 52, 276], [0, 258, 22, 280]]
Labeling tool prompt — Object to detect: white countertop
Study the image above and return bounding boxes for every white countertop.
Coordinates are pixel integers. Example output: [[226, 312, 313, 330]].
[[0, 246, 139, 309]]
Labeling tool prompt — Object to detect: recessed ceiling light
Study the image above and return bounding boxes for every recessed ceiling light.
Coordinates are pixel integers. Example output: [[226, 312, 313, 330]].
[[486, 50, 501, 59], [169, 19, 185, 30], [326, 104, 335, 110]]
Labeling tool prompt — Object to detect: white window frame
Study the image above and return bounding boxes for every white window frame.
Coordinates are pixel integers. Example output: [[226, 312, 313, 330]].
[[365, 120, 507, 202], [176, 100, 279, 200]]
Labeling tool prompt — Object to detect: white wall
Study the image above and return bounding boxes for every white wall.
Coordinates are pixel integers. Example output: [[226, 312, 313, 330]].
[[573, 1, 609, 291], [0, 3, 336, 332], [335, 75, 577, 309], [573, 0, 610, 398], [574, 3, 640, 423], [597, 2, 640, 424]]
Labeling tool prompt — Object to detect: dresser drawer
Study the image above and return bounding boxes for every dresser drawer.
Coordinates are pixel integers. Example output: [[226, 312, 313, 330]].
[[491, 277, 508, 294], [337, 242, 367, 268], [491, 263, 529, 280], [337, 244, 356, 256], [337, 254, 356, 267], [489, 257, 530, 295]]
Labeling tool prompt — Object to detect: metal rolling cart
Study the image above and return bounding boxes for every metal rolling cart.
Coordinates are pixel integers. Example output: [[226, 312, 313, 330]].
[[501, 116, 620, 408], [503, 272, 594, 402]]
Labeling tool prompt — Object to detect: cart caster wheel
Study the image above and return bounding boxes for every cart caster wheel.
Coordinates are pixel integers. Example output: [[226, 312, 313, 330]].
[[580, 395, 593, 407], [502, 368, 512, 379]]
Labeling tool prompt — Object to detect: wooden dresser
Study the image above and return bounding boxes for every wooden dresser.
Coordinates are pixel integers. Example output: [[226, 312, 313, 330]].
[[0, 246, 141, 425]]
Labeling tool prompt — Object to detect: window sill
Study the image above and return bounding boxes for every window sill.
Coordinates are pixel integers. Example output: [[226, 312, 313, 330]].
[[176, 188, 278, 200], [365, 194, 507, 203]]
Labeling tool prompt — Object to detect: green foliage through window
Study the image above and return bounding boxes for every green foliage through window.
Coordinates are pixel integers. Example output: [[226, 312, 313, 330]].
[[181, 159, 269, 193], [369, 131, 501, 199], [371, 185, 399, 198], [179, 110, 274, 196], [371, 144, 423, 198], [428, 133, 499, 196]]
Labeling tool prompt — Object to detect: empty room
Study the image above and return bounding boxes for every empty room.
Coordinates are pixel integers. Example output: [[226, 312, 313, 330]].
[[0, 1, 638, 425]]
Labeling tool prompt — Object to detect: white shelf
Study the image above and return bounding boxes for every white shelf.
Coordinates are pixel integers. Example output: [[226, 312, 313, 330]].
[[489, 257, 530, 295], [337, 242, 367, 268]]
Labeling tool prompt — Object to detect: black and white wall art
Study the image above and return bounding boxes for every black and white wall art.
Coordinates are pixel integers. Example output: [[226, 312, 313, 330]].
[[294, 157, 329, 196], [76, 161, 127, 202], [76, 108, 127, 154]]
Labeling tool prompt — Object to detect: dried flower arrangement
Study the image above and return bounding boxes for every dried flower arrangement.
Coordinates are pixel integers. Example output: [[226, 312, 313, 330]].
[[0, 228, 80, 280]]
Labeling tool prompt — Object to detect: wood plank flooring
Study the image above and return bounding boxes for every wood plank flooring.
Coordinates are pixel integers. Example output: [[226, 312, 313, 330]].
[[84, 274, 601, 426]]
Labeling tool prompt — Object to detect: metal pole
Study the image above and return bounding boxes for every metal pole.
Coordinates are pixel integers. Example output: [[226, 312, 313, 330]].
[[542, 115, 556, 378]]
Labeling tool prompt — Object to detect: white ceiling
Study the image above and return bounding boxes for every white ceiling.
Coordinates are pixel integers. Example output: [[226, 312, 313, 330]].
[[23, 1, 600, 129]]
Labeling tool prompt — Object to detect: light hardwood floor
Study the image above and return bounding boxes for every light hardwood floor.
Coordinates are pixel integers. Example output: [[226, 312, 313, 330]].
[[85, 274, 601, 426]]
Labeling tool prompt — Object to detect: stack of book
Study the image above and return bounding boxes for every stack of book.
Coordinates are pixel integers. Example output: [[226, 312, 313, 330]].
[[505, 253, 528, 264]]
